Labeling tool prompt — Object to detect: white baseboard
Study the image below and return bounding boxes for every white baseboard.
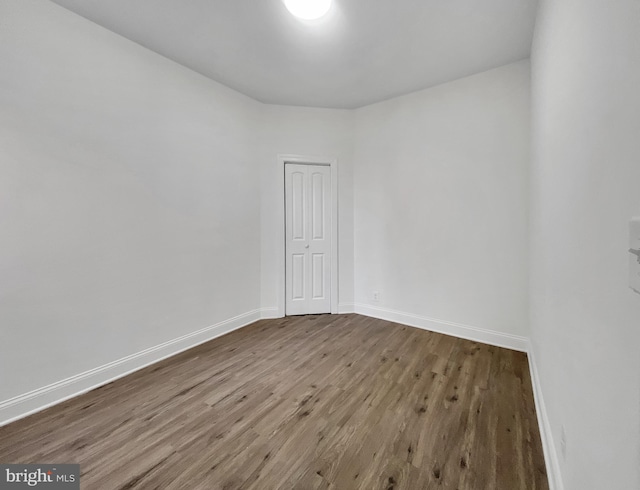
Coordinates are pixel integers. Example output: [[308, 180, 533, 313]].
[[337, 303, 355, 314], [352, 303, 528, 352], [259, 307, 281, 319], [0, 308, 274, 427], [527, 342, 564, 490]]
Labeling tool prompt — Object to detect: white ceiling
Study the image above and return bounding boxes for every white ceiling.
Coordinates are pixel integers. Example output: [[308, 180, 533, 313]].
[[49, 0, 539, 109]]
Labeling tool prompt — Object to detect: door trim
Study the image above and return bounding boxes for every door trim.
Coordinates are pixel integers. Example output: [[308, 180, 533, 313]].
[[277, 154, 338, 316]]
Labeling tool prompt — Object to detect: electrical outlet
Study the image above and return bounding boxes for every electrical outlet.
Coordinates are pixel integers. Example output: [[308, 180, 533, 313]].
[[560, 425, 567, 462], [630, 218, 640, 295], [372, 291, 380, 303]]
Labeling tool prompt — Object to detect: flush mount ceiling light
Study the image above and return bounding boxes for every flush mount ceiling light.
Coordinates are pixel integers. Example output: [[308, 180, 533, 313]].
[[283, 0, 333, 20]]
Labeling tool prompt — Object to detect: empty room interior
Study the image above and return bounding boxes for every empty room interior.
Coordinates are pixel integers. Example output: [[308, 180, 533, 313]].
[[1, 0, 639, 489]]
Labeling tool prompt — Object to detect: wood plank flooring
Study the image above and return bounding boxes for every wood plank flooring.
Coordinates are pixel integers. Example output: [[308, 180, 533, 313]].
[[0, 314, 548, 489]]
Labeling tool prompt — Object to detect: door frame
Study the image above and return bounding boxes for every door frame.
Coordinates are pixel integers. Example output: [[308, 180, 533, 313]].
[[277, 154, 338, 316]]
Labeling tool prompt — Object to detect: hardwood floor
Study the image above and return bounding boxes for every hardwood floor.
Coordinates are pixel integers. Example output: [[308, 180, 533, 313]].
[[0, 314, 548, 489]]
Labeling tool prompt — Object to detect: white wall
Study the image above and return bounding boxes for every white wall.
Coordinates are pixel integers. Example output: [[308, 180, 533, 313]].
[[0, 0, 262, 401], [353, 61, 531, 338], [530, 1, 640, 489], [259, 105, 355, 314]]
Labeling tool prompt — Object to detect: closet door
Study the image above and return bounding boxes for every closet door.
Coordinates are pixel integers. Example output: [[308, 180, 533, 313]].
[[285, 164, 331, 315]]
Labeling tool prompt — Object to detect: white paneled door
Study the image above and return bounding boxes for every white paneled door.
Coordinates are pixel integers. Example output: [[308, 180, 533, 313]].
[[285, 164, 332, 315]]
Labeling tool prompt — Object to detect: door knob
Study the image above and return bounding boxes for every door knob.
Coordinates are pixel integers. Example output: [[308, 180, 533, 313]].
[[305, 244, 309, 249]]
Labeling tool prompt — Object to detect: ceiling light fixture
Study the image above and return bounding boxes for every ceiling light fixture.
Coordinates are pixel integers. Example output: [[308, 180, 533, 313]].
[[283, 0, 333, 20]]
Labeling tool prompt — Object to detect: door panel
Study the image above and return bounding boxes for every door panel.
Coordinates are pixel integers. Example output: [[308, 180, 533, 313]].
[[311, 253, 325, 299], [292, 254, 305, 300], [311, 171, 325, 240], [285, 164, 331, 315], [291, 171, 306, 241]]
